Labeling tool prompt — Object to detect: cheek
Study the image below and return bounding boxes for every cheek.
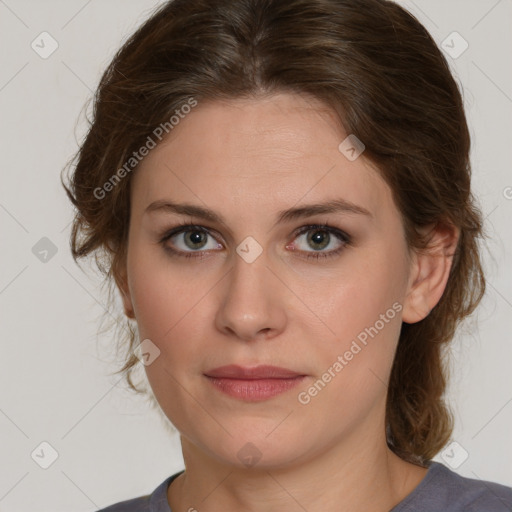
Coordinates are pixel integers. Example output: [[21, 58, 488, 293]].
[[313, 289, 402, 390], [297, 292, 402, 428], [127, 247, 203, 340], [304, 242, 407, 395], [315, 249, 406, 343], [126, 249, 217, 392]]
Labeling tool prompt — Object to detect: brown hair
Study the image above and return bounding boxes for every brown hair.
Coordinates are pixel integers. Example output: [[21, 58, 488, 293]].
[[61, 0, 486, 466]]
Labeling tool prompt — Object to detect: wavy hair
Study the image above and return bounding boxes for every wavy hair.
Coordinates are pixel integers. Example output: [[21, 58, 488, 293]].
[[61, 0, 486, 465]]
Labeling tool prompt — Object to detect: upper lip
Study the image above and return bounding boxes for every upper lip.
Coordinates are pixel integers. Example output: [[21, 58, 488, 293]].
[[204, 365, 305, 379]]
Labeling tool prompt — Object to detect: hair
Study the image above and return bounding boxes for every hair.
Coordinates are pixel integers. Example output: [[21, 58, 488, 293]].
[[61, 0, 486, 466]]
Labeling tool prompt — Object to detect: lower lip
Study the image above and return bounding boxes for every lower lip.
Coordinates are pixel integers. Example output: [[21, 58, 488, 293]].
[[205, 376, 306, 401]]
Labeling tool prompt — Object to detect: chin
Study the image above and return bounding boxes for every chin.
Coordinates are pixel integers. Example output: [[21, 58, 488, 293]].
[[196, 430, 306, 471]]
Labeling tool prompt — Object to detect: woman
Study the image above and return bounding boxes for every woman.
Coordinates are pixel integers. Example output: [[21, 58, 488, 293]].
[[62, 0, 512, 510]]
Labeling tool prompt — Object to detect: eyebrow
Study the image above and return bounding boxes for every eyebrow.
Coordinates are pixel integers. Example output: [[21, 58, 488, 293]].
[[145, 198, 372, 226]]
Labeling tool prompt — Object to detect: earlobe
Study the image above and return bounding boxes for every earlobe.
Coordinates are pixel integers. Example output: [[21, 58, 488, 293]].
[[402, 221, 459, 324], [115, 266, 136, 319], [121, 291, 136, 319]]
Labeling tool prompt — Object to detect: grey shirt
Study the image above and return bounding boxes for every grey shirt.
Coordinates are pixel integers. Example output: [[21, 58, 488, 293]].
[[97, 461, 512, 511]]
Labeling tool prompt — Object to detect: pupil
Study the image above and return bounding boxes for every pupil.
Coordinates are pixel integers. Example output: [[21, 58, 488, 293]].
[[309, 230, 329, 250], [187, 231, 205, 248]]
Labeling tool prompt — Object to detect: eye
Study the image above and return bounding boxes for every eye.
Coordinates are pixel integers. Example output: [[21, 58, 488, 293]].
[[289, 223, 351, 260], [158, 222, 351, 260], [159, 224, 222, 259]]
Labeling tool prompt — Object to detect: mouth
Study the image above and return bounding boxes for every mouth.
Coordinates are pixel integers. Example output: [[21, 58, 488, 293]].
[[203, 365, 307, 402]]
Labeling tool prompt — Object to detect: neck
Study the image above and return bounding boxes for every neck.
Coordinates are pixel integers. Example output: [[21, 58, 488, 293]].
[[168, 420, 428, 512]]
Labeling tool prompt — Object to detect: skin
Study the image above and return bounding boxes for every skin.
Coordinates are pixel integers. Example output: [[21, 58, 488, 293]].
[[117, 91, 459, 512]]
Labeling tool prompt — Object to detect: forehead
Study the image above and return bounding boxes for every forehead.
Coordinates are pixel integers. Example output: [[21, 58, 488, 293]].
[[131, 93, 393, 224]]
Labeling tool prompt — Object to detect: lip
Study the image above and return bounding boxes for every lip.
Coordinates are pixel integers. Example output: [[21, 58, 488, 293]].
[[204, 365, 307, 402], [204, 364, 304, 379]]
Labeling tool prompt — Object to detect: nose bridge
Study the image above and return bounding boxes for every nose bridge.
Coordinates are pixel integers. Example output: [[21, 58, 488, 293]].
[[215, 247, 284, 340]]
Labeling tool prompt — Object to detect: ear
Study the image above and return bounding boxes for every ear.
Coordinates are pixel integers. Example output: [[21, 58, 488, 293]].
[[114, 262, 136, 320], [402, 221, 459, 324]]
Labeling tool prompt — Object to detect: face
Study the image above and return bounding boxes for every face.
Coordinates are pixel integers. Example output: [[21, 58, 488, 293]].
[[119, 92, 423, 470]]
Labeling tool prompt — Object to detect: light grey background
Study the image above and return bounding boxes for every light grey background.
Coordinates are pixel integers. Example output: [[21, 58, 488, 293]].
[[0, 1, 511, 511]]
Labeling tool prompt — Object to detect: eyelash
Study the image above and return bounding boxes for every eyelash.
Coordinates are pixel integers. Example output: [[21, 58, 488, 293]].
[[158, 221, 352, 261]]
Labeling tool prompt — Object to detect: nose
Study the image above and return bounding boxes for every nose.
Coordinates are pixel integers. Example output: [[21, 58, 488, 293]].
[[214, 251, 287, 342]]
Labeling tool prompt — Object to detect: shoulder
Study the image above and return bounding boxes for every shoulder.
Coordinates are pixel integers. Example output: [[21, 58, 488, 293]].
[[96, 494, 150, 512], [393, 461, 512, 512], [96, 471, 183, 512]]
